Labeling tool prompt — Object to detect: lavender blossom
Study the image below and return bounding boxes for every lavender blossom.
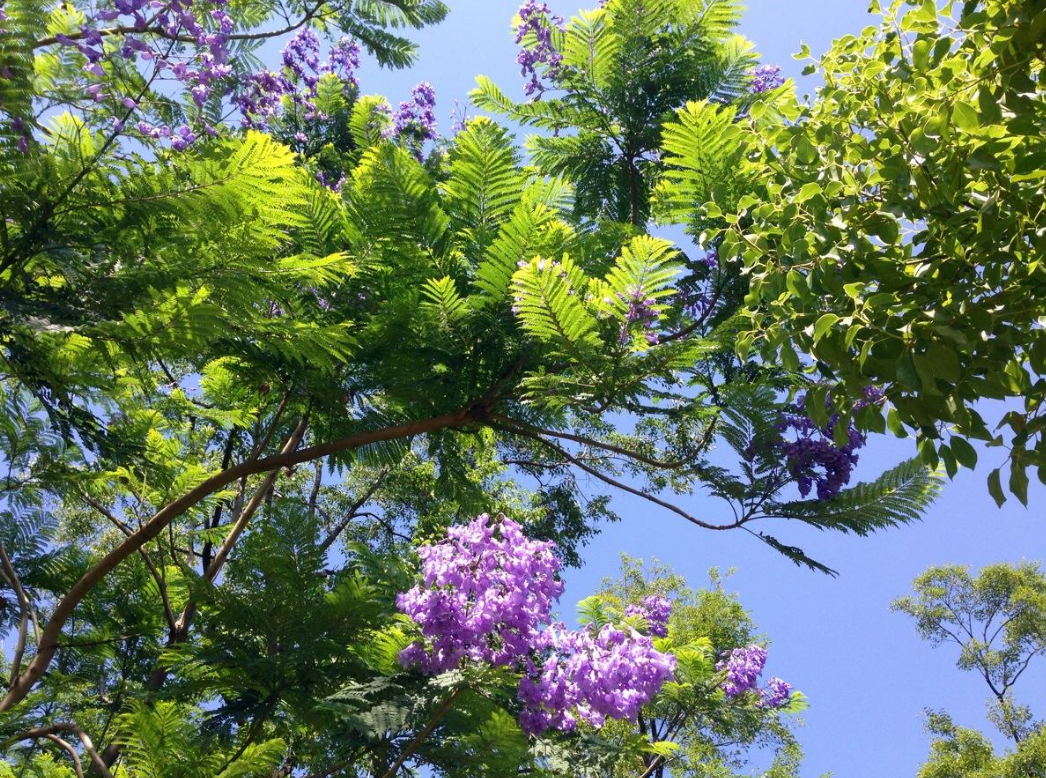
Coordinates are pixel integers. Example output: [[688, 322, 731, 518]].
[[518, 621, 676, 735], [750, 64, 784, 94], [760, 676, 792, 708], [625, 595, 672, 637], [617, 288, 660, 346], [398, 514, 677, 736], [391, 82, 438, 141], [718, 644, 767, 697], [515, 0, 565, 97], [776, 391, 869, 500], [396, 514, 564, 674]]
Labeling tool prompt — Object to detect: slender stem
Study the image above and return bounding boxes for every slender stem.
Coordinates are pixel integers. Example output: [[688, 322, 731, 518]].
[[380, 688, 463, 778], [318, 467, 390, 553], [638, 756, 663, 778], [490, 415, 685, 470], [498, 424, 743, 532]]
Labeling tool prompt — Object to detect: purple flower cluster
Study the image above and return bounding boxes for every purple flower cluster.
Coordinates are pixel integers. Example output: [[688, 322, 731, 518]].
[[396, 514, 564, 674], [397, 514, 677, 736], [515, 0, 565, 98], [717, 644, 792, 708], [518, 622, 676, 735], [718, 644, 766, 697], [315, 170, 346, 193], [36, 4, 361, 149], [773, 387, 885, 500], [625, 595, 672, 637], [778, 410, 864, 500], [750, 65, 784, 94], [389, 82, 438, 148], [48, 0, 239, 150], [761, 676, 792, 708], [619, 288, 660, 346], [233, 31, 360, 129]]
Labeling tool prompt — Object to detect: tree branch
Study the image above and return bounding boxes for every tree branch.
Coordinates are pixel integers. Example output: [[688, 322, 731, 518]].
[[0, 408, 478, 713], [497, 425, 742, 532], [80, 492, 178, 634], [380, 688, 462, 778], [490, 415, 686, 470], [34, 1, 331, 48], [318, 467, 390, 553], [0, 534, 40, 685], [3, 723, 112, 778]]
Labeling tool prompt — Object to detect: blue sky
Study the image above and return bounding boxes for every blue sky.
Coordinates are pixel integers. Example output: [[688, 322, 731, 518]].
[[351, 2, 1045, 775]]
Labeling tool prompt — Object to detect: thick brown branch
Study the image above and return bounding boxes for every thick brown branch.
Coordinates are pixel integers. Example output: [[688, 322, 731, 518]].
[[0, 409, 476, 713]]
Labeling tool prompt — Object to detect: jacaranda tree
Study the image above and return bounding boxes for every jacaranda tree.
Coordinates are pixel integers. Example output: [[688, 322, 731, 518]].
[[0, 0, 1000, 774]]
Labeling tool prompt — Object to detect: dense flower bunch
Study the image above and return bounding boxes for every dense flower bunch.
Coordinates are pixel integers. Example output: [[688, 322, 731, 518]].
[[518, 622, 676, 735], [396, 514, 564, 674], [750, 64, 784, 93], [777, 411, 865, 500], [44, 0, 239, 149], [391, 82, 438, 138], [515, 0, 565, 97], [232, 31, 361, 130], [625, 594, 672, 637], [772, 386, 888, 500], [761, 676, 793, 708], [10, 3, 362, 149], [718, 644, 766, 696], [398, 514, 677, 736], [717, 644, 792, 708], [619, 288, 661, 346]]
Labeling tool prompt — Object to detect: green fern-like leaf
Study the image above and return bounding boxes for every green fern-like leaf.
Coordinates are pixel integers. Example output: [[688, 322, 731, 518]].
[[511, 254, 600, 353], [653, 99, 747, 224], [767, 458, 943, 535]]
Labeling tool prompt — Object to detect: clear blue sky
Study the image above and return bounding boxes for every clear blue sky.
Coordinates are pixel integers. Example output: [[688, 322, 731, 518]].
[[352, 2, 1045, 775]]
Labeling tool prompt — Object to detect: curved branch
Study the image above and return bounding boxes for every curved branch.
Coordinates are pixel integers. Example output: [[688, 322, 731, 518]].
[[44, 734, 84, 778], [34, 1, 331, 49], [318, 467, 390, 553], [0, 534, 40, 685], [0, 409, 477, 713], [498, 424, 742, 532], [3, 723, 112, 778], [490, 414, 686, 470]]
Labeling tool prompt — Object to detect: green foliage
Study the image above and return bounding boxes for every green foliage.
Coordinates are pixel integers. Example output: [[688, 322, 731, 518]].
[[672, 0, 1046, 502], [473, 0, 763, 224], [0, 0, 955, 775], [897, 562, 1046, 776], [544, 557, 810, 778]]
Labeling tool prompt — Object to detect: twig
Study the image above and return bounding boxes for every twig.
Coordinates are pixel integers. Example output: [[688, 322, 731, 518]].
[[380, 688, 463, 778], [318, 467, 390, 552], [499, 425, 744, 532]]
